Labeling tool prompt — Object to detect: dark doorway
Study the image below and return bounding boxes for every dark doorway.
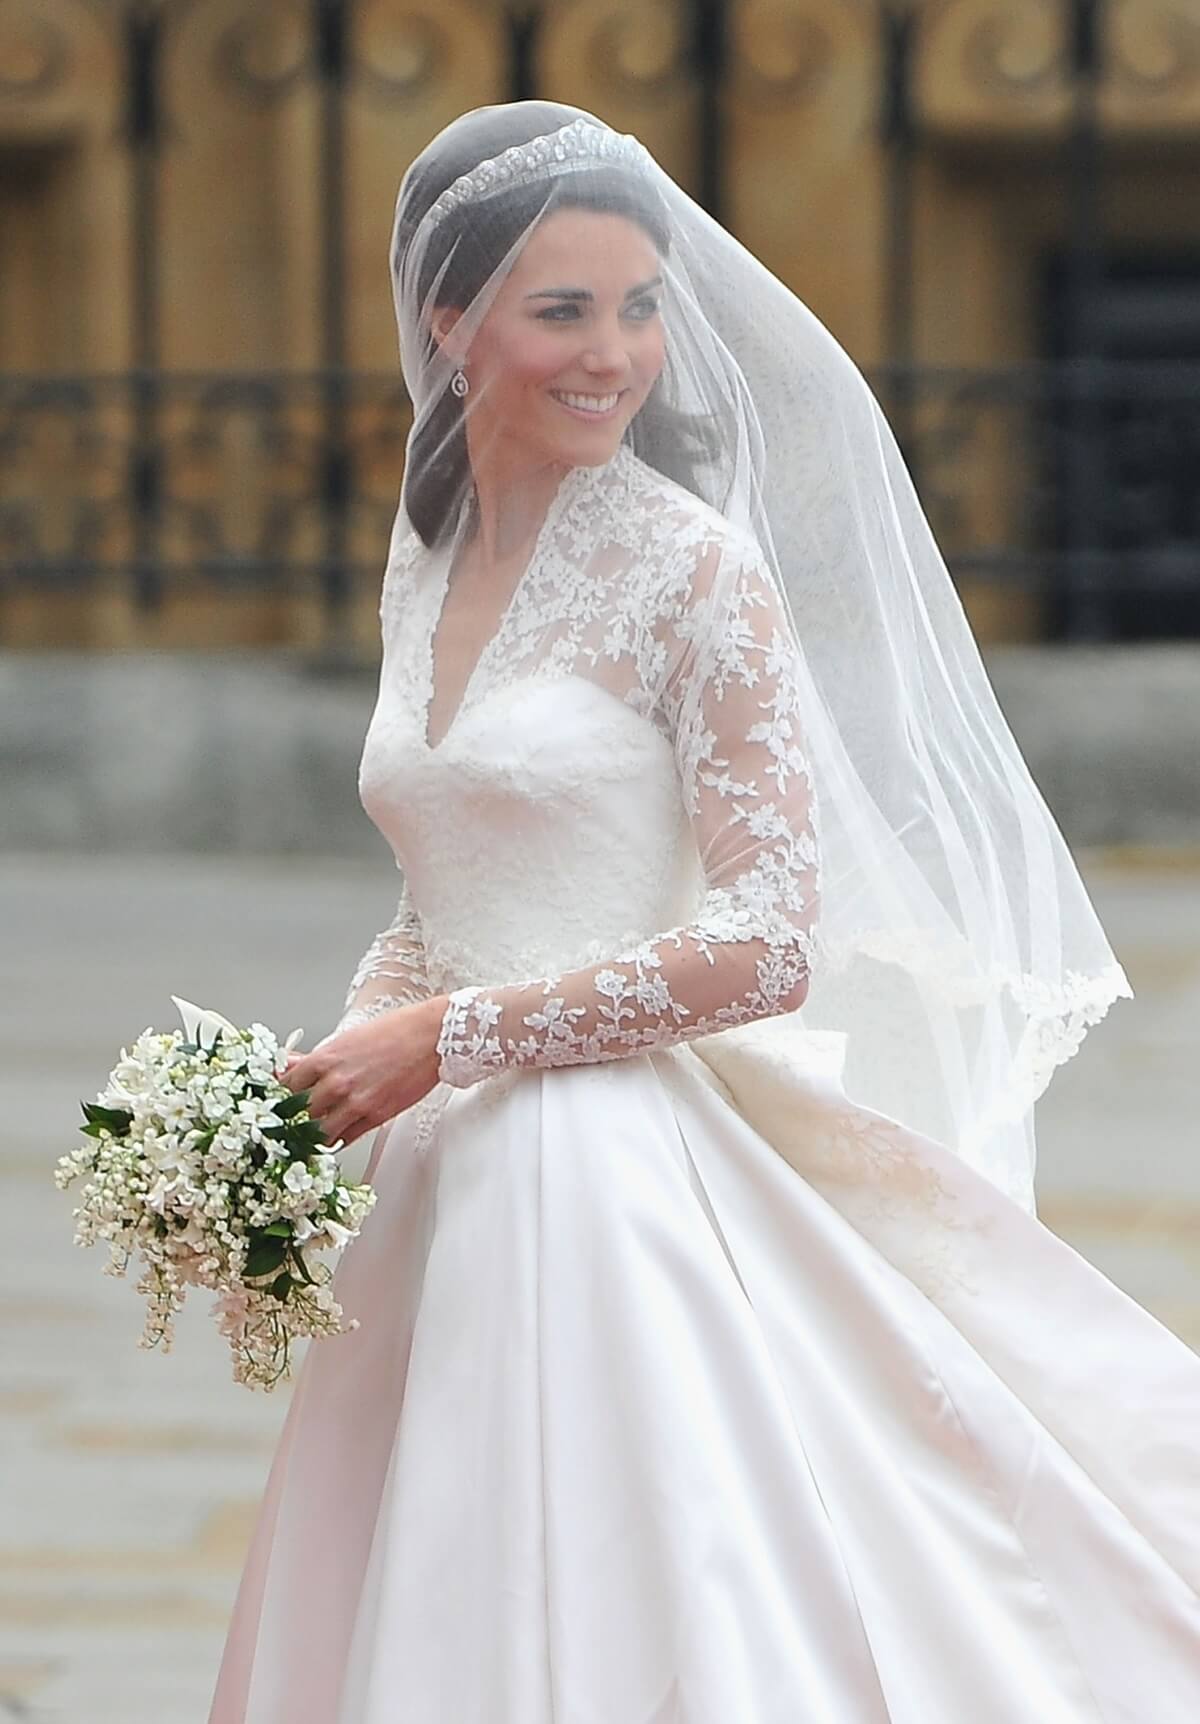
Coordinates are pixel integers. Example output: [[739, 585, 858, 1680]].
[[0, 144, 82, 372], [1042, 251, 1200, 638]]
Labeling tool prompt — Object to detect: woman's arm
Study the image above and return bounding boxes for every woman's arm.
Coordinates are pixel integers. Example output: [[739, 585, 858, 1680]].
[[314, 523, 434, 1050], [315, 872, 433, 1048], [433, 539, 820, 1087]]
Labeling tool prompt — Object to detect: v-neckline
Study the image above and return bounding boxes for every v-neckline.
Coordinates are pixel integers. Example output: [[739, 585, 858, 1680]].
[[418, 461, 588, 753]]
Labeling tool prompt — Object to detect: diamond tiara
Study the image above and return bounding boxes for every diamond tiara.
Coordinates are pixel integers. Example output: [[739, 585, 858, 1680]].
[[424, 118, 651, 229]]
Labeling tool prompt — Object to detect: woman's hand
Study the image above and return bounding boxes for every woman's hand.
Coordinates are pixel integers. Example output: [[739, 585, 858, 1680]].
[[280, 995, 450, 1150]]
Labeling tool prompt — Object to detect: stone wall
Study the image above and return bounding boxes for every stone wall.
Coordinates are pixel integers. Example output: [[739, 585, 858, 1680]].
[[2, 647, 1198, 854]]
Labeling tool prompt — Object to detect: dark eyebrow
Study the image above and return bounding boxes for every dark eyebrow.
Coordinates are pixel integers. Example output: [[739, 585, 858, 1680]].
[[524, 274, 664, 302]]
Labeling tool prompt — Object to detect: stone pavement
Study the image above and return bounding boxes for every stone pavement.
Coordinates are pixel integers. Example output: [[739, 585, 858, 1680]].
[[2, 851, 1197, 1723]]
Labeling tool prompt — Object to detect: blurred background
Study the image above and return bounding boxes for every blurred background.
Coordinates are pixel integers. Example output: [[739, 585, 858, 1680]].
[[1, 2, 1198, 1719]]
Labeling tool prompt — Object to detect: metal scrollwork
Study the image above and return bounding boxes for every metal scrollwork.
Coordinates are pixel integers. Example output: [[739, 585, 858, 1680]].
[[145, 375, 411, 579], [733, 2, 834, 110], [588, 2, 689, 101], [2, 0, 1198, 648], [872, 360, 1200, 638], [355, 6, 444, 103], [960, 0, 1064, 101], [214, 2, 313, 103], [0, 379, 128, 575], [0, 6, 72, 100], [1110, 0, 1200, 98], [208, 0, 447, 109], [0, 374, 413, 590]]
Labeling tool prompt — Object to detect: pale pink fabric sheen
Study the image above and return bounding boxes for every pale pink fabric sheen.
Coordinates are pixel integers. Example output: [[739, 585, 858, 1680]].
[[209, 1033, 1200, 1722]]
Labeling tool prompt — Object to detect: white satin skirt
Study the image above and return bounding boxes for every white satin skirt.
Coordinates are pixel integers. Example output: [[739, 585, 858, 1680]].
[[208, 1025, 1200, 1723]]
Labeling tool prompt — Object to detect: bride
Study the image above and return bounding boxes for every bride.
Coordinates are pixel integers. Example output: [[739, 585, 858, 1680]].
[[208, 102, 1200, 1722]]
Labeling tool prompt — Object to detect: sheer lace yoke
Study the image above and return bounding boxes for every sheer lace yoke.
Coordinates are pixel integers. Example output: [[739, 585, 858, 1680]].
[[333, 444, 822, 1082], [420, 461, 586, 752]]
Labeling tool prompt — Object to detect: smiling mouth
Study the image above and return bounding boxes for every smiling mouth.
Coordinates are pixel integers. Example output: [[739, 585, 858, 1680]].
[[549, 389, 625, 417]]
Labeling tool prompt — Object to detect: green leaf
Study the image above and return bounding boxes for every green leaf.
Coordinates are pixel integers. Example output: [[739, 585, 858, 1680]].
[[266, 1119, 325, 1156], [273, 1092, 310, 1121], [261, 1220, 292, 1237], [82, 1102, 133, 1134], [269, 1271, 294, 1302], [244, 1235, 288, 1279]]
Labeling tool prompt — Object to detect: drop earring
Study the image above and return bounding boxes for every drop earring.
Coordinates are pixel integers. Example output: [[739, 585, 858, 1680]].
[[450, 367, 470, 399]]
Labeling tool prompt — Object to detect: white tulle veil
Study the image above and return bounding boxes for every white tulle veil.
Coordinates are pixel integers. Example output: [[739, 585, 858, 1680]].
[[386, 99, 1130, 1213]]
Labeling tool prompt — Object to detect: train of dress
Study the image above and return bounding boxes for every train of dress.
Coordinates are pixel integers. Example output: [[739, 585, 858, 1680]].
[[208, 1026, 1200, 1724]]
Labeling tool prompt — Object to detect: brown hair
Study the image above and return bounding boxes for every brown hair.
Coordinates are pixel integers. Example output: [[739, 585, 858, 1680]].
[[393, 118, 719, 547]]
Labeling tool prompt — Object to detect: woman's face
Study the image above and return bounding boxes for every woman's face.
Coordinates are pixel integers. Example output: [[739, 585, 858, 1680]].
[[439, 207, 666, 471]]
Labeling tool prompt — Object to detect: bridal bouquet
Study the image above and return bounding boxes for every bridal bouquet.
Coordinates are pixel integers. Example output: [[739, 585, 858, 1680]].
[[53, 996, 377, 1391]]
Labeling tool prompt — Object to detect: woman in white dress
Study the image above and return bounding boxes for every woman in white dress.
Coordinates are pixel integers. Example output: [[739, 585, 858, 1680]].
[[208, 102, 1200, 1723]]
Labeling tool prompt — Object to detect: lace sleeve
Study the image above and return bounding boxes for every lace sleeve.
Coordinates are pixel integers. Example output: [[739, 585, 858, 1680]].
[[433, 537, 821, 1087], [316, 872, 433, 1048]]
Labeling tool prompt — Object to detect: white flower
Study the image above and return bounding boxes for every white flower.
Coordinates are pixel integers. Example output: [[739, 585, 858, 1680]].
[[99, 1077, 141, 1107], [61, 999, 380, 1392], [147, 1132, 189, 1174], [309, 1152, 339, 1196], [203, 1136, 245, 1173], [171, 1179, 203, 1214], [145, 1173, 181, 1214], [234, 1096, 279, 1142], [282, 1162, 315, 1197], [157, 1097, 193, 1133]]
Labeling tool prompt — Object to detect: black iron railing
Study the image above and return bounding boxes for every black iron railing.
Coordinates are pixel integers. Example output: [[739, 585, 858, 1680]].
[[878, 360, 1200, 638], [0, 369, 407, 613], [3, 361, 1199, 642], [2, 1, 1198, 642]]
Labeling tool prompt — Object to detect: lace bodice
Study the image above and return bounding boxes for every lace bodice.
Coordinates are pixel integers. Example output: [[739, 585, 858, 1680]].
[[331, 444, 820, 1090]]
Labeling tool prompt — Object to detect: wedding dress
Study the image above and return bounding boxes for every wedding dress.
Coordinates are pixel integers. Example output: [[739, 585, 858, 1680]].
[[208, 442, 1200, 1724]]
